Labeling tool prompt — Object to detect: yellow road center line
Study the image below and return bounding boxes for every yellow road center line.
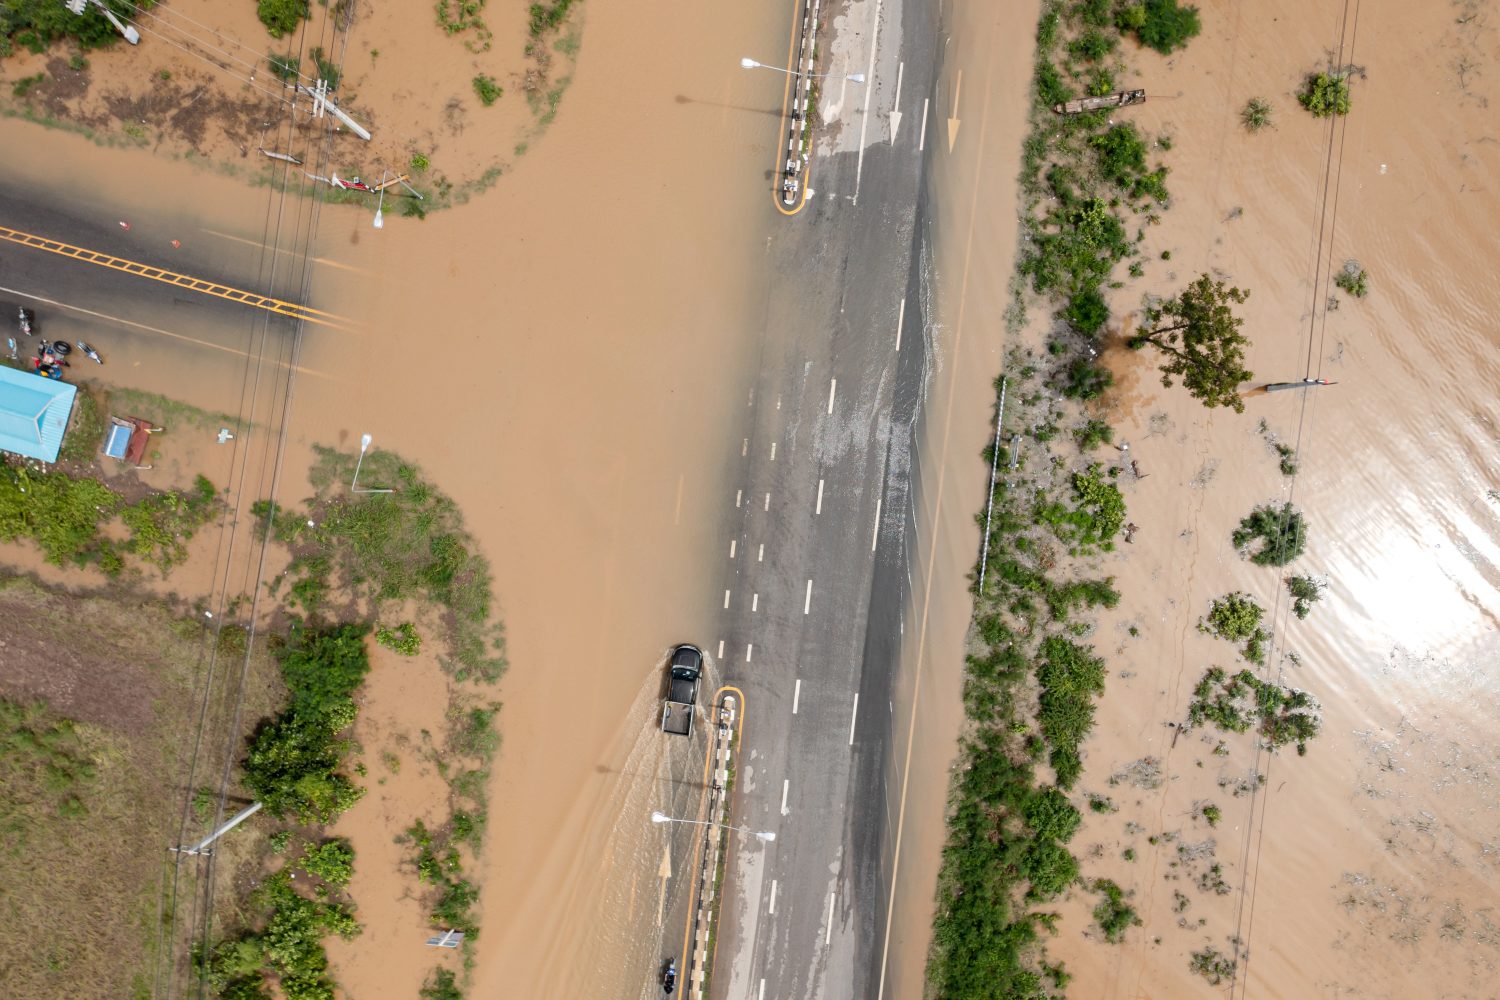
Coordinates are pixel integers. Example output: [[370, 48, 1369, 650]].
[[0, 224, 348, 328]]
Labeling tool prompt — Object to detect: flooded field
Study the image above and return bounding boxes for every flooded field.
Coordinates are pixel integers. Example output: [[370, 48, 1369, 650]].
[[1034, 0, 1500, 995]]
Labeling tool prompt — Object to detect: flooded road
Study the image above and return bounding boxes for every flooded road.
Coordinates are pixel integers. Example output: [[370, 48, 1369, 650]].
[[1036, 1, 1500, 995]]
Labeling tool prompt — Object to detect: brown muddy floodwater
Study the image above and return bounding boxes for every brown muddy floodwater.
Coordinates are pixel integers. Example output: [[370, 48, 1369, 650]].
[[1039, 2, 1500, 997], [4, 0, 806, 995]]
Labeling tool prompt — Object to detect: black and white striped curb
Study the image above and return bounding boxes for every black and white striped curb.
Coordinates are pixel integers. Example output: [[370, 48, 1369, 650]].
[[684, 694, 739, 997], [781, 0, 825, 207]]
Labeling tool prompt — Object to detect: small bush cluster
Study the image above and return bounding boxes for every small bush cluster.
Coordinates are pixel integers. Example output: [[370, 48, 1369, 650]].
[[300, 838, 356, 888], [375, 622, 422, 656], [1231, 503, 1307, 566], [407, 820, 480, 934], [1198, 591, 1270, 664], [1116, 0, 1202, 54], [1190, 946, 1237, 984], [1036, 637, 1108, 789], [202, 870, 358, 1000], [527, 0, 577, 37], [1334, 260, 1368, 297], [1036, 464, 1126, 554], [1187, 666, 1321, 753], [1091, 878, 1140, 941], [1299, 72, 1352, 117], [1285, 575, 1324, 619]]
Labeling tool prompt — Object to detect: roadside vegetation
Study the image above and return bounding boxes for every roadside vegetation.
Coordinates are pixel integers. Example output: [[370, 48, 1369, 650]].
[[1190, 946, 1237, 984], [245, 446, 506, 995], [1186, 666, 1322, 754], [0, 462, 218, 575], [926, 2, 1205, 993], [0, 0, 141, 56], [256, 0, 308, 39]]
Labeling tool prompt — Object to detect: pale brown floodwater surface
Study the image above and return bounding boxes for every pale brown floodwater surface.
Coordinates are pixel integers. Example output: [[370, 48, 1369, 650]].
[[1037, 2, 1500, 997]]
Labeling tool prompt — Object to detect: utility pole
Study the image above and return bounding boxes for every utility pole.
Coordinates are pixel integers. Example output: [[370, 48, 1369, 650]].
[[66, 0, 140, 45]]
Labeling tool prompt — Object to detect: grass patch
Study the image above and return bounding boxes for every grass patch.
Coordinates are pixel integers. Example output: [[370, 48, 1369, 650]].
[[1190, 947, 1237, 984], [1231, 502, 1307, 566], [269, 52, 300, 82], [473, 74, 502, 106], [375, 621, 422, 656], [310, 46, 340, 90], [1241, 97, 1273, 132], [528, 0, 579, 37], [12, 73, 45, 99], [262, 445, 507, 682]]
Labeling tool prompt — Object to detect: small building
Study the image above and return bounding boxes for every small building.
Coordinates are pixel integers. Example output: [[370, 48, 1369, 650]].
[[0, 365, 78, 463]]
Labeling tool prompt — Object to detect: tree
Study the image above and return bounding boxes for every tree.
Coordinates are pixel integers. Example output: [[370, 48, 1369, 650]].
[[1298, 72, 1351, 117], [1130, 273, 1253, 412], [1122, 0, 1202, 54]]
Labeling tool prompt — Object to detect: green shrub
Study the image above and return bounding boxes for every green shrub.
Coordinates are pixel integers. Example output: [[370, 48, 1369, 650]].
[[1198, 592, 1269, 663], [1036, 58, 1072, 109], [301, 838, 355, 887], [257, 0, 309, 38], [310, 46, 340, 90], [528, 0, 578, 37], [1286, 575, 1324, 619], [1073, 418, 1114, 451], [1127, 0, 1201, 54], [410, 152, 431, 172], [1241, 97, 1273, 132], [1187, 667, 1321, 752], [1022, 838, 1079, 900], [420, 968, 463, 1000], [1334, 260, 1368, 297], [0, 464, 119, 566], [1068, 28, 1116, 62], [1191, 947, 1237, 985], [268, 53, 300, 82], [242, 625, 370, 823], [1231, 503, 1307, 566], [1065, 287, 1109, 336], [1201, 803, 1222, 827], [1299, 72, 1351, 117], [1060, 357, 1114, 400], [1092, 879, 1139, 941], [1036, 637, 1107, 788], [473, 74, 502, 106]]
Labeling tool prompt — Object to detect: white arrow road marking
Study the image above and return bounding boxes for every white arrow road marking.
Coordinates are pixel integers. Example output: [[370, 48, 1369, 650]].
[[889, 61, 904, 143], [948, 70, 963, 152]]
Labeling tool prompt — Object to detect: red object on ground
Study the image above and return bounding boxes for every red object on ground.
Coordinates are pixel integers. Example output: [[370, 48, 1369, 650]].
[[171, 240, 181, 249], [119, 221, 131, 230]]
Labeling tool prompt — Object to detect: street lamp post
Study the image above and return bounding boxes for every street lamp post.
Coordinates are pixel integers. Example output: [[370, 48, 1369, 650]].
[[351, 433, 394, 494], [739, 57, 865, 83], [651, 810, 776, 843], [373, 170, 390, 230]]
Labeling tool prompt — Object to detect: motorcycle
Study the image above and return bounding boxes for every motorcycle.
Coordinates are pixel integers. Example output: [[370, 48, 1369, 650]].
[[18, 306, 35, 336], [37, 340, 71, 367], [77, 341, 104, 365], [662, 958, 677, 995]]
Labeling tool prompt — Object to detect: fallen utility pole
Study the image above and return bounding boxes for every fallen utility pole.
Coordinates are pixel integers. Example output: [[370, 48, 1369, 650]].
[[66, 0, 139, 44], [297, 83, 371, 141], [173, 801, 262, 857], [1264, 378, 1339, 392]]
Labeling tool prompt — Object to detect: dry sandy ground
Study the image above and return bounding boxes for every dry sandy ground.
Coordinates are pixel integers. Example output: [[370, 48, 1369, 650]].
[[1034, 1, 1500, 996]]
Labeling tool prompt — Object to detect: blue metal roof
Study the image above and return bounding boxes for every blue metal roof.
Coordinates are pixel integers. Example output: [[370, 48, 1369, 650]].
[[0, 366, 78, 463]]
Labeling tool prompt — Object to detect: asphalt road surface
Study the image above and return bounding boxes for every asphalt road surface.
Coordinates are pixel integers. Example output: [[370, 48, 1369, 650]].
[[683, 1, 946, 997]]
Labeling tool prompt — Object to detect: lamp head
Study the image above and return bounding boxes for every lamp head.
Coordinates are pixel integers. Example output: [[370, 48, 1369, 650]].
[[651, 811, 670, 824], [740, 58, 759, 69], [360, 433, 373, 451]]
